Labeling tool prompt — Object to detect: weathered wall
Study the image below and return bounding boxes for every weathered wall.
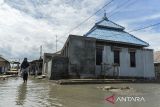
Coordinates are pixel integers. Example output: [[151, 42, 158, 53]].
[[68, 35, 96, 78], [120, 48, 155, 78], [142, 50, 155, 78], [101, 46, 114, 76], [42, 53, 60, 75], [102, 46, 155, 78], [47, 60, 52, 79], [53, 34, 155, 79], [154, 63, 160, 78], [47, 56, 69, 80]]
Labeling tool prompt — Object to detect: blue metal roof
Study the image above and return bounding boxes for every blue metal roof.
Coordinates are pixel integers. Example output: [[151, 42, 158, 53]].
[[85, 17, 149, 47], [96, 17, 125, 30]]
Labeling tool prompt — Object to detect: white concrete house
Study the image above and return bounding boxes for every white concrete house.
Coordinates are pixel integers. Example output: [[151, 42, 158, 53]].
[[46, 15, 155, 79], [83, 15, 155, 78]]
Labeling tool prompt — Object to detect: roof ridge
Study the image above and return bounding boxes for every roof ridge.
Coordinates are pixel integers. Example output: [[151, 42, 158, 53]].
[[96, 18, 125, 30], [84, 26, 97, 36], [109, 20, 125, 30]]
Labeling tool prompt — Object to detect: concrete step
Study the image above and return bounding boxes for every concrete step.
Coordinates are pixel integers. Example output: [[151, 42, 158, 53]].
[[55, 79, 136, 85]]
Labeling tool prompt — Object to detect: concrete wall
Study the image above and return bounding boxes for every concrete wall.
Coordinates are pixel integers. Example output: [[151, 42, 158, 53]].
[[47, 56, 69, 80], [42, 53, 60, 75], [102, 46, 155, 78], [101, 46, 115, 76], [68, 35, 96, 78], [57, 35, 155, 79], [154, 63, 160, 78], [142, 50, 155, 78], [47, 60, 52, 79]]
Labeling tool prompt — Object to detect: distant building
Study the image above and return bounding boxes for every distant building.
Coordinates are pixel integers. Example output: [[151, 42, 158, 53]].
[[45, 15, 155, 79], [154, 51, 160, 78], [43, 52, 61, 74], [29, 58, 43, 75], [43, 53, 55, 75], [7, 61, 20, 74], [0, 56, 10, 74]]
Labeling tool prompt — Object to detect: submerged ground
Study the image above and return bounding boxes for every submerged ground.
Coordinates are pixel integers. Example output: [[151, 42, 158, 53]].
[[0, 77, 160, 107]]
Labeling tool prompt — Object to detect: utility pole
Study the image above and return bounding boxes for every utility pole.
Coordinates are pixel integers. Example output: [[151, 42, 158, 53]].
[[40, 45, 42, 59], [56, 35, 57, 52]]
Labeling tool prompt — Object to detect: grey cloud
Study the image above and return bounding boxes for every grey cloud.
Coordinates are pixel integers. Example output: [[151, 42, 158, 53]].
[[0, 0, 108, 60]]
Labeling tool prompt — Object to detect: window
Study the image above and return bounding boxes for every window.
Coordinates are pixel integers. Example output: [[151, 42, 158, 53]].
[[114, 50, 120, 65], [130, 52, 136, 67], [96, 48, 102, 65]]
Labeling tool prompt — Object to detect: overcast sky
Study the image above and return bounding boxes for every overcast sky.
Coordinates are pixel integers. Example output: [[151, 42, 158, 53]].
[[0, 0, 160, 61]]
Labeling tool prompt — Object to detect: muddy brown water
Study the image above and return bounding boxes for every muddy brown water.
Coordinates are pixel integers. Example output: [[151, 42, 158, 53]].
[[0, 77, 160, 107]]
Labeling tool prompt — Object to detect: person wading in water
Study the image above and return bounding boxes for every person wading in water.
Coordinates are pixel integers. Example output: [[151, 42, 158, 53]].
[[21, 58, 29, 83]]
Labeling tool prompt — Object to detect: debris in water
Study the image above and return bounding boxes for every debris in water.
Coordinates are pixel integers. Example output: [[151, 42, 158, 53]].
[[97, 86, 130, 91]]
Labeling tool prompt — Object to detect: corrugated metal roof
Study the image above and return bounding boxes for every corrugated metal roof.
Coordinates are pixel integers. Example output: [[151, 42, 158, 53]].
[[86, 27, 149, 46], [85, 17, 149, 47], [96, 17, 125, 30]]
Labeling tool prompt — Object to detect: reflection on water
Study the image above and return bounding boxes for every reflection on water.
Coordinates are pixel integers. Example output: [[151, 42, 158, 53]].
[[0, 77, 160, 107], [16, 83, 27, 105]]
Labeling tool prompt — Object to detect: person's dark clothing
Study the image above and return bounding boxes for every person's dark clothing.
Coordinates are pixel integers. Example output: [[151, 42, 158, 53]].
[[21, 60, 29, 83], [21, 61, 29, 69], [23, 71, 28, 82]]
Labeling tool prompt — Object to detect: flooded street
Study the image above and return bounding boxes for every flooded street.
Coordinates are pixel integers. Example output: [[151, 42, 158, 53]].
[[0, 77, 160, 107]]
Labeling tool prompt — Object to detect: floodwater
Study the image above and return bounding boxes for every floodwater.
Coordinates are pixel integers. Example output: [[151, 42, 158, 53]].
[[0, 77, 160, 107]]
